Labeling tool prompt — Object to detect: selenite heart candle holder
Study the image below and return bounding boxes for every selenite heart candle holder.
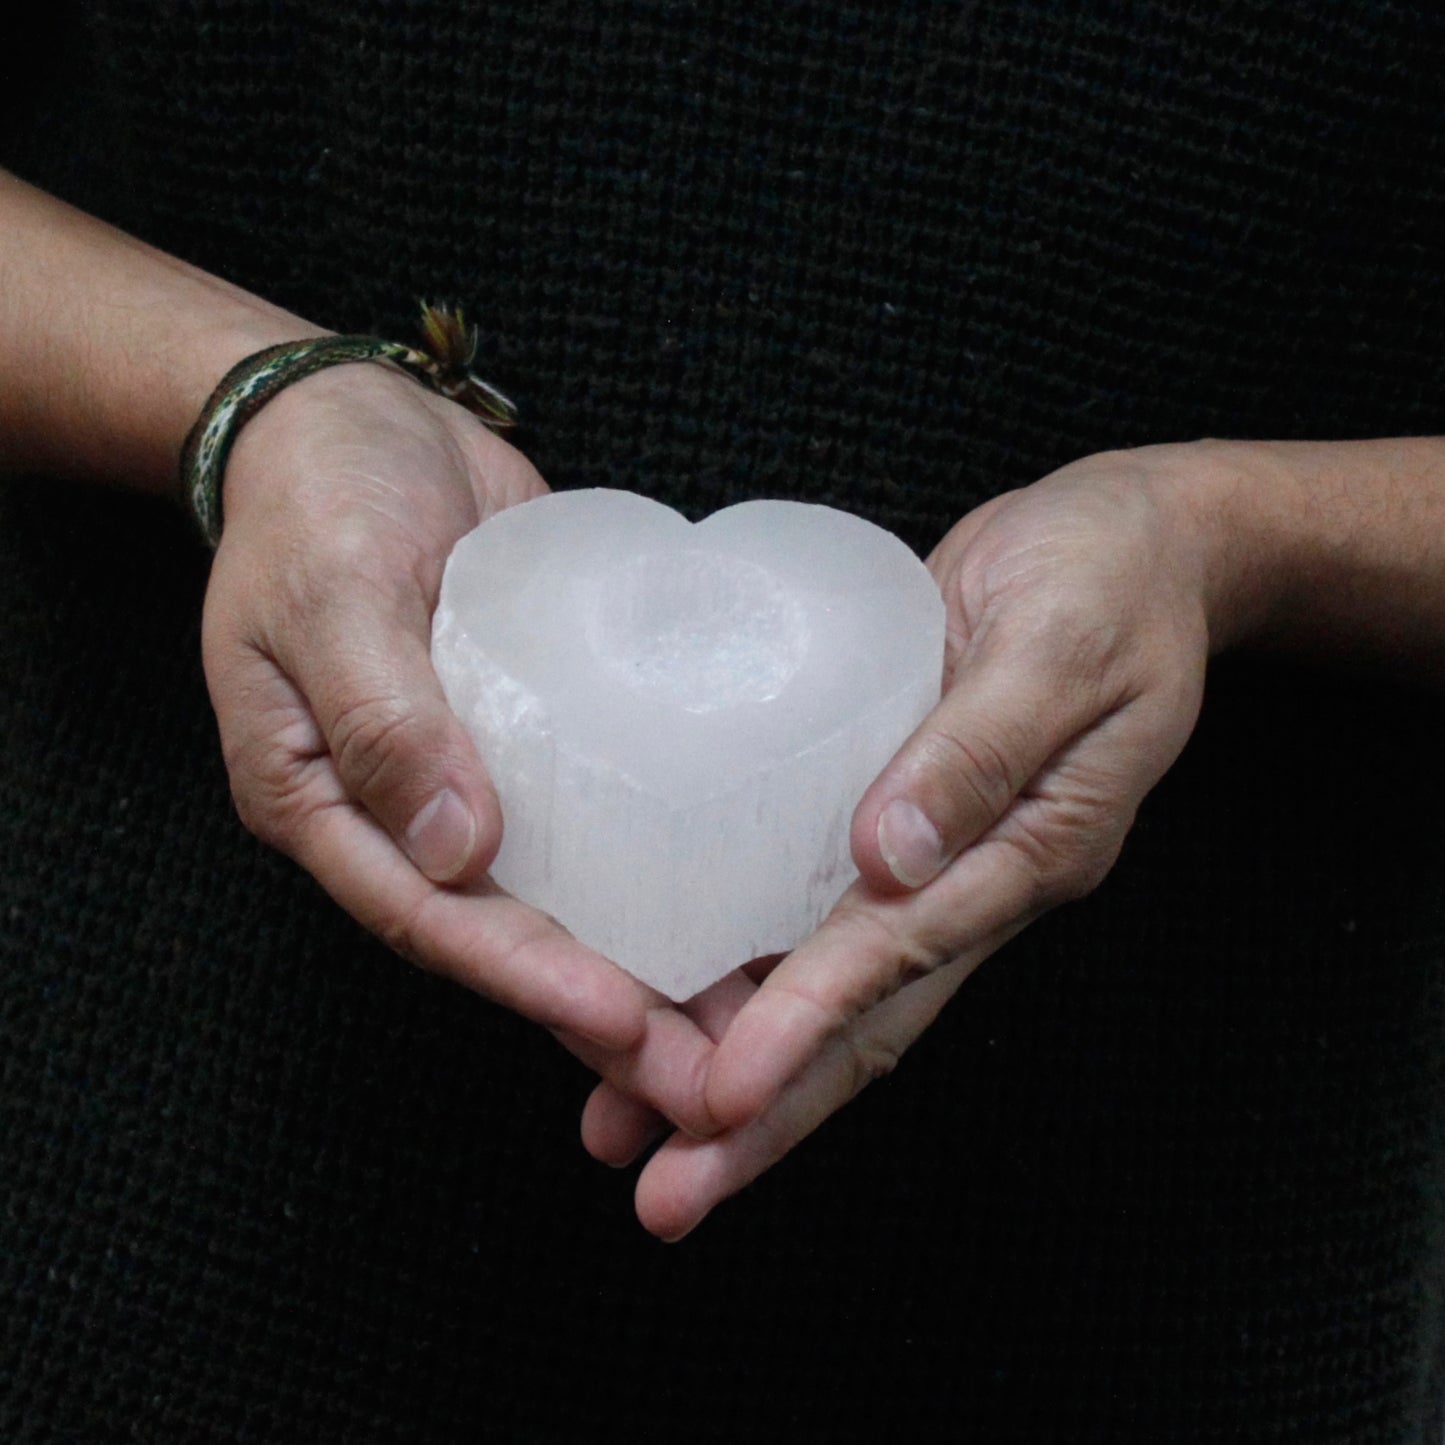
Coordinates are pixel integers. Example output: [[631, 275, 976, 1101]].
[[432, 489, 945, 1000]]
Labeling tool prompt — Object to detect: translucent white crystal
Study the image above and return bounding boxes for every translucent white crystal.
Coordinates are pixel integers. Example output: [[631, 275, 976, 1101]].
[[431, 489, 945, 1001]]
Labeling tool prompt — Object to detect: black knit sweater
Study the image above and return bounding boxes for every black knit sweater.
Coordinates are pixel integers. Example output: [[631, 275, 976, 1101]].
[[3, 4, 1444, 1440]]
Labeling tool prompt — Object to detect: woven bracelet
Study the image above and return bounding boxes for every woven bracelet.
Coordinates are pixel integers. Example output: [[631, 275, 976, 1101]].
[[179, 302, 517, 548]]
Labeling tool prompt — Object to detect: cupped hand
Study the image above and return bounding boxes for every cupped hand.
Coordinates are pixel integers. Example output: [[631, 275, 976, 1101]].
[[201, 361, 721, 1125], [586, 444, 1235, 1238]]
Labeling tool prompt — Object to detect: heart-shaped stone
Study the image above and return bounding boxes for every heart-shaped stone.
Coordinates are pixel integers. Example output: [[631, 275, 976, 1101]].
[[432, 489, 944, 1000]]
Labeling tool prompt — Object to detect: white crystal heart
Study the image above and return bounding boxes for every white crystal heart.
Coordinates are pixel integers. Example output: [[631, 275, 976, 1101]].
[[432, 489, 945, 1001]]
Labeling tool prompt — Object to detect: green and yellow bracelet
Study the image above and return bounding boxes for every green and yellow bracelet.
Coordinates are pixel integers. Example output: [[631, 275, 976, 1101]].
[[180, 302, 516, 548]]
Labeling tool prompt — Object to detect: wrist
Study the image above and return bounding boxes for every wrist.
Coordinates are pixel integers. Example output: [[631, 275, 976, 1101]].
[[1139, 437, 1306, 656], [125, 299, 332, 496], [194, 304, 519, 549], [1145, 434, 1445, 676], [219, 357, 429, 531]]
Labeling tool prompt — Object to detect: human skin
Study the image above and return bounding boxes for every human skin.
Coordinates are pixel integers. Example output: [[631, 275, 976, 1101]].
[[4, 170, 1444, 1239], [0, 170, 689, 1073], [597, 437, 1445, 1238]]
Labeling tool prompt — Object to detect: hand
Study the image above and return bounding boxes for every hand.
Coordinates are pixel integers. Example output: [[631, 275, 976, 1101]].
[[0, 173, 723, 1145], [201, 363, 725, 1121], [584, 443, 1231, 1237]]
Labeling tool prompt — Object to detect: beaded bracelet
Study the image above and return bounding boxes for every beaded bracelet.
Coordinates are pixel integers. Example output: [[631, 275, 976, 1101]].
[[179, 302, 516, 548]]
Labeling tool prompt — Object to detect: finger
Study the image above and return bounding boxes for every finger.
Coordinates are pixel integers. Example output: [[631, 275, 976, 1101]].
[[213, 650, 648, 1048], [851, 630, 1125, 894], [715, 689, 1171, 1131], [266, 568, 502, 889], [706, 828, 1042, 1129], [741, 952, 785, 987], [580, 1081, 667, 1167], [560, 971, 757, 1141], [558, 1002, 722, 1139], [300, 793, 648, 1048], [637, 956, 972, 1241], [680, 968, 758, 1040], [711, 705, 1155, 1129]]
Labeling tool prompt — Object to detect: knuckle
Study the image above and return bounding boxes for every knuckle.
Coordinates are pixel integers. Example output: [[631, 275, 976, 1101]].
[[920, 725, 1018, 832], [228, 777, 278, 846], [770, 975, 854, 1045], [1050, 849, 1114, 904], [329, 694, 421, 804], [228, 767, 328, 859], [221, 737, 306, 852], [372, 891, 434, 972], [1005, 816, 1122, 913], [827, 898, 947, 999], [843, 1031, 903, 1099]]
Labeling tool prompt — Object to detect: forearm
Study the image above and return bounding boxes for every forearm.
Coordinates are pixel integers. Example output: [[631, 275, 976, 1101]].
[[1165, 436, 1445, 679], [0, 169, 324, 493]]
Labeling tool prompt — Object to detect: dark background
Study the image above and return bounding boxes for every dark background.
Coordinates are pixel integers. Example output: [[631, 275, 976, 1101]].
[[3, 3, 1444, 1439]]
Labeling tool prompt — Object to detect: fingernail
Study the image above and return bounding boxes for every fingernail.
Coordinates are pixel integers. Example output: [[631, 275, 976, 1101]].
[[404, 788, 476, 882], [877, 799, 945, 888]]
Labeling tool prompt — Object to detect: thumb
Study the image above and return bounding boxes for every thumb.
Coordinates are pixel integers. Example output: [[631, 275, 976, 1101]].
[[279, 588, 502, 886], [851, 641, 1113, 895]]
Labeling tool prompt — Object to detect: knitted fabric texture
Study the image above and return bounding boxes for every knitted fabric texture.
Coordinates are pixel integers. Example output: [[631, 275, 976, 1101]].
[[3, 3, 1444, 1441]]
